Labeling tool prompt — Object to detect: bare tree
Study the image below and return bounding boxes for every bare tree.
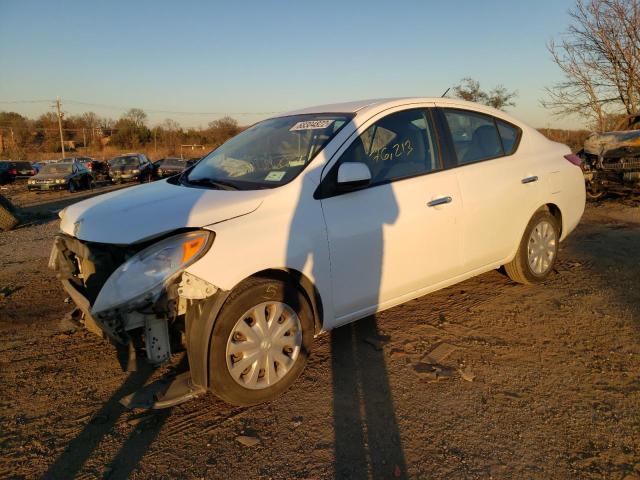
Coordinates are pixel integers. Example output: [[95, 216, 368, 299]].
[[123, 108, 148, 127], [207, 116, 240, 146], [543, 0, 640, 131], [453, 78, 517, 109]]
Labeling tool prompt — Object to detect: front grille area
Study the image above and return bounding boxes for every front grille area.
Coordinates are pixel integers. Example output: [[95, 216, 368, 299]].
[[53, 234, 140, 304], [602, 157, 640, 171]]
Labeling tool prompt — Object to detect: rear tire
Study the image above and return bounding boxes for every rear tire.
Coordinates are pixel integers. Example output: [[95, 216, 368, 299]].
[[208, 277, 314, 406], [504, 210, 560, 285]]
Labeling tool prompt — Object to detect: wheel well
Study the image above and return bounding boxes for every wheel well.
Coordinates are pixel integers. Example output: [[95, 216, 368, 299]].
[[246, 268, 324, 334], [540, 203, 562, 236]]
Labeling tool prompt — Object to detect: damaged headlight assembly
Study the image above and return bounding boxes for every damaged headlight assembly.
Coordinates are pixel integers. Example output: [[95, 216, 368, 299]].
[[91, 230, 213, 363]]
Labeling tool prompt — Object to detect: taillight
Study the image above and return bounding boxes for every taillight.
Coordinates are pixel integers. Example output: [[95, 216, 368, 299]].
[[9, 169, 17, 175], [31, 169, 36, 175], [564, 154, 583, 168]]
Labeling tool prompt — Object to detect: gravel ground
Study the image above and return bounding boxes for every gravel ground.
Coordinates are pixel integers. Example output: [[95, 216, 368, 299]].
[[0, 200, 639, 480]]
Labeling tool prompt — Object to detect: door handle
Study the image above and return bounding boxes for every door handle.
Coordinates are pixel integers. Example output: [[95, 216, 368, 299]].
[[427, 196, 452, 207], [521, 175, 538, 184]]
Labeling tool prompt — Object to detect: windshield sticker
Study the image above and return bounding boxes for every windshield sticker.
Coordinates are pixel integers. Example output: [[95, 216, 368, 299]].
[[288, 159, 305, 167], [289, 120, 334, 131], [265, 171, 286, 181]]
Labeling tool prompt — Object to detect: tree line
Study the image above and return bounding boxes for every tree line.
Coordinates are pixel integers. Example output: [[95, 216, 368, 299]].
[[0, 108, 243, 158]]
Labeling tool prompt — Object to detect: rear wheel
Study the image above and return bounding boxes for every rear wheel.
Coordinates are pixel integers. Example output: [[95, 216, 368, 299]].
[[208, 277, 314, 406], [504, 210, 559, 284]]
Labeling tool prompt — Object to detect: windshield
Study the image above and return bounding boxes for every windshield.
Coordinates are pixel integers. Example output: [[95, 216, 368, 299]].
[[185, 114, 352, 189], [160, 158, 184, 167], [40, 164, 72, 174], [110, 156, 138, 166]]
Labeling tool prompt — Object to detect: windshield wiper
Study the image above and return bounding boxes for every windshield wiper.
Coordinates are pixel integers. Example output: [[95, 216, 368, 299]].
[[185, 177, 239, 190]]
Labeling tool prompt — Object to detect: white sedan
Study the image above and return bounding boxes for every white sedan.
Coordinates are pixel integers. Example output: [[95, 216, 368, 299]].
[[50, 97, 585, 407]]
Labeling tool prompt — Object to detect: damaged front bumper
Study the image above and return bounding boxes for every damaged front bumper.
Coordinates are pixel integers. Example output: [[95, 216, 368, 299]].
[[49, 233, 225, 408]]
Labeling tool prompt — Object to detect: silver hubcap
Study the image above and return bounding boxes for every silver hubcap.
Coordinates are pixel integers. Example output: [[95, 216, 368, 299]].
[[527, 220, 557, 275], [226, 301, 302, 390]]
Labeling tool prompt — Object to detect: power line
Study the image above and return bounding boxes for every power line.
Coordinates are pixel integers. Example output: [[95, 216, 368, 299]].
[[0, 98, 282, 116]]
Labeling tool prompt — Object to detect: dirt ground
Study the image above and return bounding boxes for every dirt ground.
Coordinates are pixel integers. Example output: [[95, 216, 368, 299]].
[[0, 198, 639, 480]]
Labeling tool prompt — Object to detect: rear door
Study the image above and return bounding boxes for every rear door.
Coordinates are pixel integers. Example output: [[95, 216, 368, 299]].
[[319, 107, 463, 322], [438, 108, 541, 270]]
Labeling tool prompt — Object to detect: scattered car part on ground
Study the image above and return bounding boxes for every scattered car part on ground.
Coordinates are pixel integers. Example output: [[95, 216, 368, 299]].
[[28, 162, 92, 192], [49, 97, 585, 409], [580, 113, 640, 199], [108, 153, 156, 183], [0, 194, 19, 231]]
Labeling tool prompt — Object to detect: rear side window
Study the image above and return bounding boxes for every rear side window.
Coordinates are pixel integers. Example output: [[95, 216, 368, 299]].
[[443, 109, 503, 164], [496, 120, 519, 155]]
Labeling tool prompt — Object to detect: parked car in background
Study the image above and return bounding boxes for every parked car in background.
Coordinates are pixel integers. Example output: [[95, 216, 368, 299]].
[[51, 97, 585, 408], [155, 157, 189, 178], [28, 161, 92, 192], [108, 153, 155, 183], [0, 161, 36, 184], [186, 156, 203, 167]]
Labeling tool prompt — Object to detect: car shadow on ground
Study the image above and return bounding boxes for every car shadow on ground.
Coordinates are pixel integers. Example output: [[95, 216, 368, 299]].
[[330, 315, 407, 479], [43, 361, 169, 480]]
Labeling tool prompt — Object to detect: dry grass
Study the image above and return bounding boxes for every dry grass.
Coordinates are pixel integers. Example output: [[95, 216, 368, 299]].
[[538, 128, 591, 153]]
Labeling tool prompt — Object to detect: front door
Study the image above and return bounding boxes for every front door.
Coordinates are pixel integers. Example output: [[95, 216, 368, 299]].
[[319, 108, 463, 323]]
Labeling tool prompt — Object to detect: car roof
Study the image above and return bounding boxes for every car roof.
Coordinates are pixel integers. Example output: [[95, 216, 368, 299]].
[[276, 97, 527, 129]]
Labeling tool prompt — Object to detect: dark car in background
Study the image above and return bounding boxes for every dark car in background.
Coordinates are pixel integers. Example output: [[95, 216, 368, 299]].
[[154, 157, 189, 178], [0, 161, 36, 184], [108, 153, 155, 183], [27, 162, 92, 192]]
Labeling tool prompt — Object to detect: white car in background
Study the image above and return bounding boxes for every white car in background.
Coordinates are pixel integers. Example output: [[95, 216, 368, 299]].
[[50, 97, 585, 407]]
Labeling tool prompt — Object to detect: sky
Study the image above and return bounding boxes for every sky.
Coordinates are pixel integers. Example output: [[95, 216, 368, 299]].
[[0, 0, 582, 129]]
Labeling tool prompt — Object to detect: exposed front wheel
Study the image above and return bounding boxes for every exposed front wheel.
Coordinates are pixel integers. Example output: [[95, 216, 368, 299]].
[[209, 277, 314, 406], [586, 180, 605, 200], [504, 210, 560, 284]]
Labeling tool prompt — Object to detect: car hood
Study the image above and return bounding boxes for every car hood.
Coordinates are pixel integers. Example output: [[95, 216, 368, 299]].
[[60, 180, 267, 244], [34, 173, 68, 180]]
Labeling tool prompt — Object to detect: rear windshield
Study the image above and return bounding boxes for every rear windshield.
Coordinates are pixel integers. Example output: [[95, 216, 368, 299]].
[[40, 164, 72, 174], [110, 156, 138, 166]]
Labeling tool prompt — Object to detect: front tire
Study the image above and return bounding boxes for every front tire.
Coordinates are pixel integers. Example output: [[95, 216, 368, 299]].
[[504, 210, 560, 285], [208, 277, 314, 406]]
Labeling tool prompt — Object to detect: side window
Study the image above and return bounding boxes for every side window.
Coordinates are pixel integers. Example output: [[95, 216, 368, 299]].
[[496, 120, 520, 155], [336, 109, 439, 186], [443, 109, 503, 165]]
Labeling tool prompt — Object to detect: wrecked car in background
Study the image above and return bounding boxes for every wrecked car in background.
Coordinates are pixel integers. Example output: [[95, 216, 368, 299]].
[[108, 153, 156, 183], [49, 97, 585, 409], [580, 114, 640, 199]]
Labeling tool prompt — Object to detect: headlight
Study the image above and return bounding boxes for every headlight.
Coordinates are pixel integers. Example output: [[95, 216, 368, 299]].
[[28, 179, 34, 184], [92, 231, 212, 315], [132, 169, 140, 174], [56, 179, 65, 184]]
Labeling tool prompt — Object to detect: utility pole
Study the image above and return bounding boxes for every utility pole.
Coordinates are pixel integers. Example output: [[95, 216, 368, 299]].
[[55, 97, 66, 159], [82, 128, 86, 149], [154, 128, 157, 154]]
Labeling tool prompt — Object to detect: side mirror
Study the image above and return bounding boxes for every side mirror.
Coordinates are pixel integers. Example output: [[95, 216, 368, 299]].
[[337, 162, 371, 190]]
